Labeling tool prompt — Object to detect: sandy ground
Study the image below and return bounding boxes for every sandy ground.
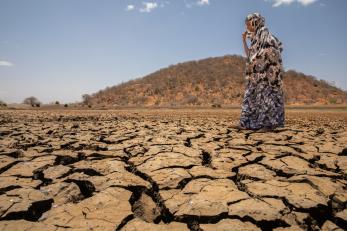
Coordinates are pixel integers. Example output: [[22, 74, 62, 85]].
[[0, 109, 346, 231]]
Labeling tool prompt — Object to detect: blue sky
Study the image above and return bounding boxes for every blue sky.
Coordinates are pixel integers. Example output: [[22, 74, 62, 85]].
[[0, 0, 346, 103]]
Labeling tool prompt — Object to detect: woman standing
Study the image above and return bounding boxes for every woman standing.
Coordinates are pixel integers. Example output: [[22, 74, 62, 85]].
[[236, 13, 285, 131]]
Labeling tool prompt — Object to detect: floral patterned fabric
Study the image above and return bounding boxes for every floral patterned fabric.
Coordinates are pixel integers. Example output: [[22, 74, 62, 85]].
[[239, 13, 285, 130]]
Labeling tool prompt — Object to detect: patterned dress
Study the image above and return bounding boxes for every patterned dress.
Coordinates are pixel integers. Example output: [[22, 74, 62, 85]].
[[239, 13, 285, 130]]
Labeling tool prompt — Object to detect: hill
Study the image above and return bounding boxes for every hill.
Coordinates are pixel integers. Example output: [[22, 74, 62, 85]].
[[86, 55, 347, 107]]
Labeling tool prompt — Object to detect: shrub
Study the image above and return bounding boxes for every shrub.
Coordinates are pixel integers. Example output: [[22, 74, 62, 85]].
[[183, 94, 198, 105], [0, 100, 7, 107], [212, 103, 221, 108], [23, 96, 41, 107], [82, 94, 91, 105], [329, 98, 337, 104]]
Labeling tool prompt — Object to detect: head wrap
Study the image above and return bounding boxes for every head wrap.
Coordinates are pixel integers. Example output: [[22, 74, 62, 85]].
[[245, 13, 265, 33], [245, 13, 283, 62]]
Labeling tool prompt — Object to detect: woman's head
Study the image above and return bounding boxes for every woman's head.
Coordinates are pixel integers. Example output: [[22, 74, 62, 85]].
[[245, 13, 265, 33]]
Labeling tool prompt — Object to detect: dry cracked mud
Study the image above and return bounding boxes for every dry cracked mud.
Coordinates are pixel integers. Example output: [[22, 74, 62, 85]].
[[0, 109, 346, 231]]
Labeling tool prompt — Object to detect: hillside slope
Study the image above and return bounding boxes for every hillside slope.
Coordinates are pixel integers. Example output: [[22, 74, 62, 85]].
[[87, 55, 347, 107]]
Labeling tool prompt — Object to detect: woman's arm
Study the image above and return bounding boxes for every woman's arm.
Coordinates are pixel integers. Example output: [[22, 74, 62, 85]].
[[242, 32, 249, 58]]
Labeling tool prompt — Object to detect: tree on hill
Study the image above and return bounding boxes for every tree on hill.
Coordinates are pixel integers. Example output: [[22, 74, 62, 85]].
[[23, 96, 41, 107], [0, 100, 7, 107], [82, 94, 92, 106]]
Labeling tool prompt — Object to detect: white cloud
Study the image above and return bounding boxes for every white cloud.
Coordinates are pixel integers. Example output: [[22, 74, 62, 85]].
[[298, 0, 318, 6], [139, 2, 158, 13], [184, 0, 210, 8], [126, 4, 135, 11], [197, 0, 210, 6], [272, 0, 294, 7], [0, 60, 14, 67], [271, 0, 318, 7]]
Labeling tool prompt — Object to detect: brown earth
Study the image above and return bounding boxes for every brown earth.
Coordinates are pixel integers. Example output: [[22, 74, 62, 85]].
[[85, 55, 347, 107], [0, 108, 346, 231]]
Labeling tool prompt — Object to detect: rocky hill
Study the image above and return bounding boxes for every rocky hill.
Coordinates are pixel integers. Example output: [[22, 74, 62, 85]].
[[86, 55, 347, 107]]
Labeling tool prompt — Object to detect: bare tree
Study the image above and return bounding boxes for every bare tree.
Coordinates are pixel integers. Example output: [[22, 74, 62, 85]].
[[23, 96, 41, 107], [82, 94, 91, 106]]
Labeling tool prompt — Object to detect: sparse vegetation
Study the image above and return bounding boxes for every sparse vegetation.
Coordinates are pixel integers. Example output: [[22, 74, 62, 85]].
[[183, 94, 198, 105], [55, 101, 60, 105], [81, 55, 347, 107], [329, 98, 337, 104], [0, 100, 7, 107], [23, 96, 41, 107], [212, 103, 222, 108], [82, 94, 91, 106]]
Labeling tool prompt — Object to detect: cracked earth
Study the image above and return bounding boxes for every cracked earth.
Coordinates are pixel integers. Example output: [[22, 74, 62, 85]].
[[0, 109, 346, 231]]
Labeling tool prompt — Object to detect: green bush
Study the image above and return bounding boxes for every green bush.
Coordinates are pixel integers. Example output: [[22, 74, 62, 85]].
[[329, 98, 337, 104]]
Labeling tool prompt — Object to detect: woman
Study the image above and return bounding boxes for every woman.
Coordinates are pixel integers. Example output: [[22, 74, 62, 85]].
[[236, 12, 285, 131]]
